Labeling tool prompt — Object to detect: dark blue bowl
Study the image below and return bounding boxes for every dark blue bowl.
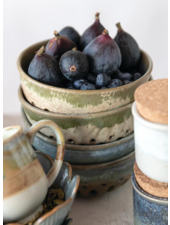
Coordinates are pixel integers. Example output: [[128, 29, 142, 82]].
[[132, 172, 168, 225]]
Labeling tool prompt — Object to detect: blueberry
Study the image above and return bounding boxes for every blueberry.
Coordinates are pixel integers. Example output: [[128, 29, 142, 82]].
[[67, 86, 75, 89], [73, 79, 88, 89], [86, 73, 96, 84], [108, 79, 123, 88], [111, 69, 120, 78], [96, 73, 110, 88], [80, 83, 96, 90], [123, 80, 131, 85], [67, 81, 75, 89], [100, 87, 107, 89], [133, 73, 142, 81], [115, 72, 132, 81]]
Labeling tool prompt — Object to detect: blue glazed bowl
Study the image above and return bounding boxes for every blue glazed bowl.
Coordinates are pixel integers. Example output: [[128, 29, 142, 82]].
[[21, 107, 134, 165], [132, 172, 168, 225]]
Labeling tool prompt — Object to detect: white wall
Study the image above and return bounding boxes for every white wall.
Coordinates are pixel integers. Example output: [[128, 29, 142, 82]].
[[3, 0, 168, 115]]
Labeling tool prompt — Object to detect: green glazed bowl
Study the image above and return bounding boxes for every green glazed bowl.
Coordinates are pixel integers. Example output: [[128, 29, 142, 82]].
[[18, 86, 134, 145], [17, 39, 153, 114]]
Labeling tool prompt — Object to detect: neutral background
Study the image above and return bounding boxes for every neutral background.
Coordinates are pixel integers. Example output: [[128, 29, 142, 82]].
[[3, 0, 168, 115]]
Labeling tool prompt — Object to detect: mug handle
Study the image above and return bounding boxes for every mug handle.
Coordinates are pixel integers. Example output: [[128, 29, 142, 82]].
[[25, 120, 65, 187]]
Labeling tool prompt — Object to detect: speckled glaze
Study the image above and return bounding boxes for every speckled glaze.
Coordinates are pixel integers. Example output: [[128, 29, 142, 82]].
[[21, 107, 134, 165], [72, 151, 135, 197], [132, 173, 168, 225], [16, 152, 80, 225], [19, 86, 134, 145], [17, 39, 153, 114]]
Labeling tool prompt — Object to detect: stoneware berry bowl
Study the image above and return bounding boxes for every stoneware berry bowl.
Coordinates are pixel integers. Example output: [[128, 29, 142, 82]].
[[5, 152, 80, 225], [17, 39, 153, 114], [19, 86, 134, 145], [132, 172, 168, 225], [21, 106, 134, 165], [72, 151, 135, 197]]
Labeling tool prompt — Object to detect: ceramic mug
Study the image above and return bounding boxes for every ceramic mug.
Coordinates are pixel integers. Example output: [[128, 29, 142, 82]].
[[3, 120, 65, 222], [132, 102, 168, 183]]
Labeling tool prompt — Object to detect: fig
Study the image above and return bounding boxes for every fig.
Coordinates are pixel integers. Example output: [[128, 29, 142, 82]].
[[83, 30, 122, 76], [59, 48, 89, 81], [79, 12, 105, 50], [59, 26, 80, 45], [114, 22, 141, 70], [45, 31, 76, 60], [28, 46, 62, 87]]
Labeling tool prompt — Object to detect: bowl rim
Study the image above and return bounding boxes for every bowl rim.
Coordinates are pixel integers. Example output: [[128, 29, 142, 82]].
[[18, 85, 133, 118], [71, 150, 135, 169], [34, 151, 80, 225], [17, 38, 153, 94], [21, 106, 134, 151], [131, 172, 168, 205]]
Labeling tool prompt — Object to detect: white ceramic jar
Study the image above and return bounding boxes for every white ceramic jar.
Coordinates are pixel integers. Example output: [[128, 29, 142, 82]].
[[132, 102, 168, 183]]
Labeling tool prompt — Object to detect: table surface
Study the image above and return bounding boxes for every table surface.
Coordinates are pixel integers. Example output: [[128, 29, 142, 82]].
[[3, 115, 134, 225]]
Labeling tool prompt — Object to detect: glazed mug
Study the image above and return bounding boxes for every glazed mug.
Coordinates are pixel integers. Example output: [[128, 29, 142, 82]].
[[132, 102, 168, 183], [3, 120, 65, 222]]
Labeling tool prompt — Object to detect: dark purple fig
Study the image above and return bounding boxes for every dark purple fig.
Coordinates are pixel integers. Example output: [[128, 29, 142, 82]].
[[86, 73, 96, 84], [133, 73, 142, 81], [80, 83, 96, 90], [108, 79, 123, 88], [59, 48, 89, 81], [96, 73, 110, 88], [28, 46, 62, 87], [79, 12, 105, 50], [73, 79, 88, 89], [59, 26, 80, 45], [45, 31, 76, 60], [114, 23, 141, 70], [83, 30, 122, 76]]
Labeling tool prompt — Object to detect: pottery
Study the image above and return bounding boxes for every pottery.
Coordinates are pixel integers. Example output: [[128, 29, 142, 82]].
[[5, 152, 80, 225], [17, 38, 153, 114], [3, 120, 65, 222], [132, 102, 168, 183], [132, 172, 168, 225], [19, 86, 134, 145], [71, 151, 135, 197], [21, 106, 134, 164]]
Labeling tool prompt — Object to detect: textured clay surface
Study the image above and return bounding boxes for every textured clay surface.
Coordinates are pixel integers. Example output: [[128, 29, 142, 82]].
[[134, 79, 168, 124], [134, 162, 168, 198]]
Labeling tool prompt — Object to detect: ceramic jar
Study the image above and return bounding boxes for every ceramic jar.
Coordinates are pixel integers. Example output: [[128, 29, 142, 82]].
[[132, 102, 168, 183], [3, 120, 65, 222], [132, 173, 168, 225]]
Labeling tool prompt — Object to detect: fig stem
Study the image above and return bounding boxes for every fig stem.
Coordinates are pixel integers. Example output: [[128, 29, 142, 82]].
[[95, 12, 100, 19], [36, 46, 45, 56], [70, 65, 77, 72], [116, 22, 123, 31], [54, 30, 60, 37], [102, 30, 109, 35]]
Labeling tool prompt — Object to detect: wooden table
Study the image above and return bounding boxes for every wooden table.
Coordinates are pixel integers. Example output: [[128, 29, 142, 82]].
[[3, 115, 134, 225]]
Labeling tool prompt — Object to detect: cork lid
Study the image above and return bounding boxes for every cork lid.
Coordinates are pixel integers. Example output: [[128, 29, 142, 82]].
[[134, 79, 168, 124], [134, 162, 168, 198]]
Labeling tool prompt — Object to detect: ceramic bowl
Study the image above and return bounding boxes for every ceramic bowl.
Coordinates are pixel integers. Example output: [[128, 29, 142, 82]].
[[132, 172, 168, 225], [20, 151, 80, 225], [132, 102, 168, 183], [19, 86, 134, 145], [71, 151, 135, 197], [17, 38, 153, 114], [21, 106, 134, 165]]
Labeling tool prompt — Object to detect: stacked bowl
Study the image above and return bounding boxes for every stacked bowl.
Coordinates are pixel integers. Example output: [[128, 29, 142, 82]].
[[18, 39, 153, 196]]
